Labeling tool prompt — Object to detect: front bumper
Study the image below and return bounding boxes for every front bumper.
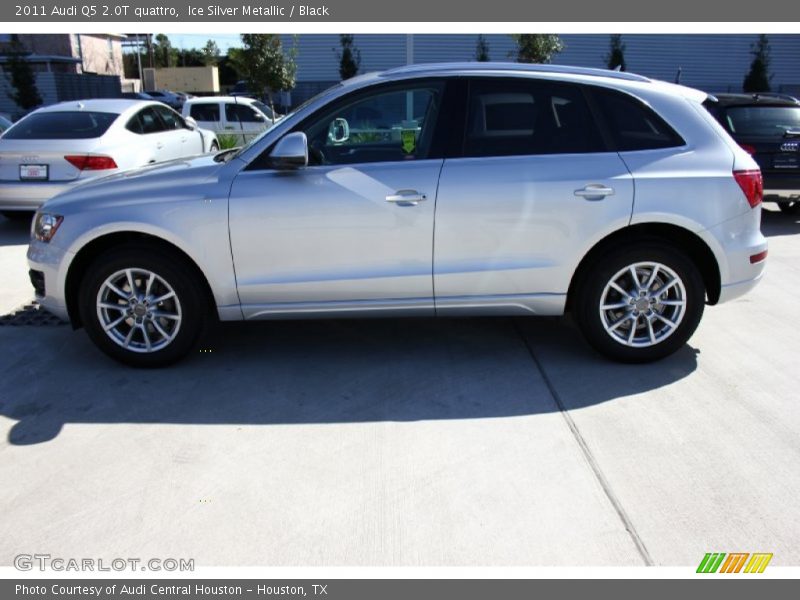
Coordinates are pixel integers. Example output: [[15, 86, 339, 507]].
[[26, 239, 73, 322]]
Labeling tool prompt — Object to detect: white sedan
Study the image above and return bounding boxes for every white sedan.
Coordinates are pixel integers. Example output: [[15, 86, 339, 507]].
[[0, 99, 218, 217]]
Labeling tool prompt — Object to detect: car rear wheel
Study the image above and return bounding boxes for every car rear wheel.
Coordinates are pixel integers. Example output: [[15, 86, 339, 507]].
[[78, 246, 209, 367], [574, 243, 705, 363], [209, 141, 219, 152], [777, 201, 800, 215]]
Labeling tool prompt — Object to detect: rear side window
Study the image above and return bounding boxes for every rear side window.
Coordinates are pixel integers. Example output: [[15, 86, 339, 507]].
[[591, 88, 685, 151], [464, 79, 606, 157], [190, 103, 221, 122], [4, 111, 117, 139], [154, 105, 184, 130], [226, 104, 263, 123]]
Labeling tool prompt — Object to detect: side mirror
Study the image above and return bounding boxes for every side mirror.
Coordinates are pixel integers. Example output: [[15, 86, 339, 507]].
[[184, 116, 198, 130], [269, 132, 308, 169]]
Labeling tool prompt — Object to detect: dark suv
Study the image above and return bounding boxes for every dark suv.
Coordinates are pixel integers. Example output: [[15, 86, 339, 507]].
[[705, 93, 800, 214]]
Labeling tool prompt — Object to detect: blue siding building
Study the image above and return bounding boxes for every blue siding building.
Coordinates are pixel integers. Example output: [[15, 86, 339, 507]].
[[281, 34, 800, 105]]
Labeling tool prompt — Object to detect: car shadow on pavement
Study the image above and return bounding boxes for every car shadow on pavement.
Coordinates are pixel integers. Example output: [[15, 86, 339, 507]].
[[0, 316, 698, 445], [0, 214, 33, 246], [761, 206, 800, 237]]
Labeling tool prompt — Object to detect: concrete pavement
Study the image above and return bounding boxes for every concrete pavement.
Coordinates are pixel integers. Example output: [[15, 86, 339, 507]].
[[0, 208, 798, 566]]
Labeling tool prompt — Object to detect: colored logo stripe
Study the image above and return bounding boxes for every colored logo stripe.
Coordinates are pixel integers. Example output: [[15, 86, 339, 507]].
[[744, 553, 773, 573], [697, 553, 726, 573], [697, 552, 773, 573]]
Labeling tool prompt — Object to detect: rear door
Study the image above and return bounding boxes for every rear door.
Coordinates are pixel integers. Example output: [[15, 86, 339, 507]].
[[187, 101, 223, 136], [152, 105, 200, 159], [433, 77, 635, 314]]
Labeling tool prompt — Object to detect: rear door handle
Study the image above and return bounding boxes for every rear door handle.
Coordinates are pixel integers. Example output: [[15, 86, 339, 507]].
[[574, 184, 615, 200], [386, 190, 427, 206]]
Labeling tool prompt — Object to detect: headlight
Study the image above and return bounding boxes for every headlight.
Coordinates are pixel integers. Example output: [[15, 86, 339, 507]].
[[32, 212, 63, 243]]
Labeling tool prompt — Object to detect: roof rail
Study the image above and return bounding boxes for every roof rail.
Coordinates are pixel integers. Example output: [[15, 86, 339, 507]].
[[380, 62, 651, 83]]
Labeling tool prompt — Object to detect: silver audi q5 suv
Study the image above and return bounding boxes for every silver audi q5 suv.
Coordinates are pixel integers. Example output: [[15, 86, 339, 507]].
[[27, 63, 767, 366]]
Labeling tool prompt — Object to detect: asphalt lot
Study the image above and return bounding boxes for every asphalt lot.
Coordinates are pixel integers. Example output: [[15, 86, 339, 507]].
[[0, 208, 798, 567]]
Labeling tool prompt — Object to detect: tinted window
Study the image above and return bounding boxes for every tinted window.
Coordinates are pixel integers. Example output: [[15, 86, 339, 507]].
[[226, 103, 264, 123], [154, 105, 184, 130], [4, 111, 117, 140], [300, 84, 443, 165], [253, 101, 276, 119], [190, 103, 221, 122], [724, 106, 800, 136], [127, 107, 166, 135], [592, 88, 684, 151], [464, 79, 605, 157]]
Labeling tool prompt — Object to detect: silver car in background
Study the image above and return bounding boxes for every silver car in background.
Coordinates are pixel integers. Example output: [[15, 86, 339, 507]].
[[0, 99, 219, 216], [27, 63, 767, 366]]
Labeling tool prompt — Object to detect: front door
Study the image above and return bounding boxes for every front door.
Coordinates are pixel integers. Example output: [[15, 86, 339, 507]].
[[228, 81, 447, 319]]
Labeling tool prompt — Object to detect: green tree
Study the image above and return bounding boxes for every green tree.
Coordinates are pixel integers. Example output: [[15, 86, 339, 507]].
[[233, 34, 297, 119], [3, 35, 42, 113], [743, 34, 772, 93], [475, 35, 490, 62], [153, 33, 177, 68], [606, 34, 626, 71], [511, 34, 563, 64], [202, 40, 220, 66], [335, 34, 361, 80]]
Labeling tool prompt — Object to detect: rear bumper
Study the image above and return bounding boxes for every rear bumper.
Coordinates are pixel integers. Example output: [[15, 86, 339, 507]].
[[0, 180, 80, 211], [700, 208, 767, 304]]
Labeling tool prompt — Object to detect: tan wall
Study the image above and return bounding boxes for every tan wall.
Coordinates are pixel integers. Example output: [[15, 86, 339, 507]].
[[145, 66, 220, 93]]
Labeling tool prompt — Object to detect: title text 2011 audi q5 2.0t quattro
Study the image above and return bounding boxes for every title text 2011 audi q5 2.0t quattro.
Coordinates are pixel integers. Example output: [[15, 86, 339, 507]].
[[27, 63, 768, 367]]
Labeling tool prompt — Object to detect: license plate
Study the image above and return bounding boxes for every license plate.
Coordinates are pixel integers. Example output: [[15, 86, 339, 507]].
[[773, 154, 800, 169], [19, 164, 48, 180]]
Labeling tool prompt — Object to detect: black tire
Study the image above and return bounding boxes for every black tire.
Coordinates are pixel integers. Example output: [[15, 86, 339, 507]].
[[209, 142, 219, 152], [778, 201, 800, 215], [78, 245, 209, 367], [1, 210, 34, 221], [574, 242, 705, 363]]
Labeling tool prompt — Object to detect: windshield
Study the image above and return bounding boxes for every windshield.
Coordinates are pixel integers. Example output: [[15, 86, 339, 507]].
[[725, 106, 800, 136], [3, 111, 118, 139]]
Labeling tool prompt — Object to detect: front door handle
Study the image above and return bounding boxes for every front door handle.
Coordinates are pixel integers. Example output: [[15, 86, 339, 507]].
[[574, 184, 615, 200], [386, 190, 427, 206]]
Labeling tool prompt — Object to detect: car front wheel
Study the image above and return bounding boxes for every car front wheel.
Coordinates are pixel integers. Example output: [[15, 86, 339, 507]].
[[574, 243, 705, 363], [78, 246, 209, 367]]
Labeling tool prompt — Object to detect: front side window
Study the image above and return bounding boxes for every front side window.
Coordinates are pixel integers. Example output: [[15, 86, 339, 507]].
[[463, 79, 606, 157], [127, 107, 166, 135], [591, 87, 685, 151], [153, 105, 184, 130], [300, 83, 443, 166], [226, 104, 264, 123]]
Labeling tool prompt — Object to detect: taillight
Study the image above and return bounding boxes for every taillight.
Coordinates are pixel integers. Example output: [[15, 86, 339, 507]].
[[65, 155, 118, 171], [739, 143, 757, 155], [733, 169, 763, 208]]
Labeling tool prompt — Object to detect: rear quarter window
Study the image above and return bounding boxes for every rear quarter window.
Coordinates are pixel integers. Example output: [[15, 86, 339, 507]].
[[591, 88, 685, 151], [190, 103, 221, 122], [3, 111, 118, 140]]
